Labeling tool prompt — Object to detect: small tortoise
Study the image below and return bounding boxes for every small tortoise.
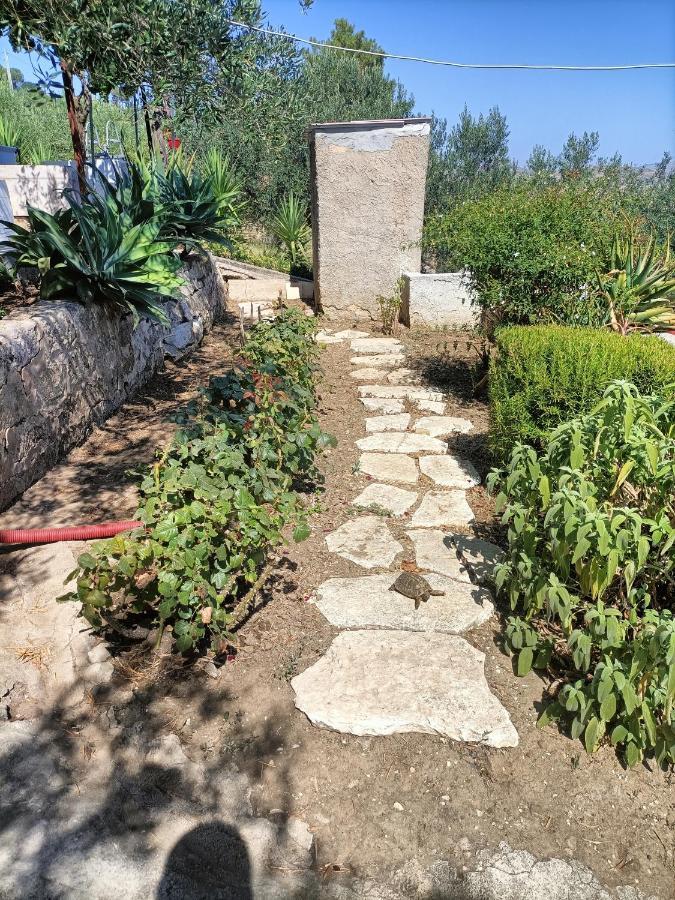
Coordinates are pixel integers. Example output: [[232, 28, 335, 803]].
[[390, 572, 444, 609]]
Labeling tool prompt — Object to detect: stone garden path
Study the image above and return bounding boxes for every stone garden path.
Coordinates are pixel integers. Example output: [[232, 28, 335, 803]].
[[291, 329, 519, 749]]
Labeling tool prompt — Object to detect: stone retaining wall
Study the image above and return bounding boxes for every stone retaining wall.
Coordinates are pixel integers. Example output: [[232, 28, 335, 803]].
[[0, 251, 226, 510], [400, 271, 477, 328]]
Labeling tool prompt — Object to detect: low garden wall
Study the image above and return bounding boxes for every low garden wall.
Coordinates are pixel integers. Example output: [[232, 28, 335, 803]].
[[0, 251, 226, 510], [400, 271, 477, 328]]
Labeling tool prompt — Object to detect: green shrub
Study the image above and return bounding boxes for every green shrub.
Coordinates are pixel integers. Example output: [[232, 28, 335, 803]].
[[61, 310, 336, 654], [423, 179, 623, 326], [487, 381, 675, 767], [489, 325, 675, 463]]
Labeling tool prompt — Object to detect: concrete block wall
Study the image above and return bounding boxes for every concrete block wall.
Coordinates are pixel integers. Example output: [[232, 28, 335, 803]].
[[308, 118, 430, 320], [0, 251, 226, 510], [400, 271, 477, 328]]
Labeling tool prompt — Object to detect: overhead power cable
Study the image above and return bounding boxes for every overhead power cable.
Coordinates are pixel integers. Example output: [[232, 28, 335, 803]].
[[226, 20, 675, 71]]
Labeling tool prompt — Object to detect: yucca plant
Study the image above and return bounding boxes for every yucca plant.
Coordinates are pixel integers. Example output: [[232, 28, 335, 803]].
[[596, 230, 675, 334], [1, 191, 182, 325], [203, 148, 245, 221], [271, 192, 311, 268]]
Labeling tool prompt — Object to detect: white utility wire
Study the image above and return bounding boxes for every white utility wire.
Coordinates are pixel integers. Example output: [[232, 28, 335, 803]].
[[226, 19, 675, 71]]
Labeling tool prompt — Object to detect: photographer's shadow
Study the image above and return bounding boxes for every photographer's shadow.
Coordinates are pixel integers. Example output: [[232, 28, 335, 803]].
[[157, 820, 252, 899]]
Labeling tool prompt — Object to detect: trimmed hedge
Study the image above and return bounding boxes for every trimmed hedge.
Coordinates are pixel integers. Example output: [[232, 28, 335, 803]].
[[489, 325, 675, 463]]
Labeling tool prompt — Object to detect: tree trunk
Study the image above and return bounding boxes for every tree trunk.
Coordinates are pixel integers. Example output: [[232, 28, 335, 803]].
[[60, 60, 89, 194], [140, 86, 155, 157]]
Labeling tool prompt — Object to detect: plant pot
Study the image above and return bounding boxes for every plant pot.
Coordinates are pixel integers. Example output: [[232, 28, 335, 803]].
[[0, 146, 19, 165]]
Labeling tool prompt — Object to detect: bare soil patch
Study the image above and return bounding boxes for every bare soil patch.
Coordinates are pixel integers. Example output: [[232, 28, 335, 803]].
[[0, 318, 673, 898]]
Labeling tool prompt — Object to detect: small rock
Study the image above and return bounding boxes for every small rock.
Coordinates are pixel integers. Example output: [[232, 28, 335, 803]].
[[195, 658, 220, 679], [87, 643, 112, 665], [393, 802, 404, 811], [82, 660, 114, 685]]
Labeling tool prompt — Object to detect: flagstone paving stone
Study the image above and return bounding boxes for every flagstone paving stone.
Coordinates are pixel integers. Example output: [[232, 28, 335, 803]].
[[364, 414, 411, 433], [334, 329, 370, 339], [453, 534, 506, 586], [419, 455, 481, 489], [351, 338, 404, 354], [406, 528, 472, 582], [413, 398, 446, 414], [316, 331, 343, 344], [350, 354, 406, 367], [324, 515, 403, 569], [359, 397, 406, 414], [292, 630, 519, 747], [358, 453, 419, 484], [313, 573, 493, 633], [351, 483, 417, 516], [414, 416, 474, 437], [358, 385, 445, 401], [356, 432, 448, 455], [411, 490, 475, 528], [350, 368, 385, 381]]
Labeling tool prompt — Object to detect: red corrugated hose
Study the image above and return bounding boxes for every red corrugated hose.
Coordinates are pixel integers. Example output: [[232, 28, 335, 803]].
[[0, 521, 143, 545]]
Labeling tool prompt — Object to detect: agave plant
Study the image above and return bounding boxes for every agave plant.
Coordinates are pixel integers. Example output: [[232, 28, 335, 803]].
[[152, 162, 240, 247], [1, 191, 182, 325], [271, 193, 311, 268], [596, 231, 675, 334]]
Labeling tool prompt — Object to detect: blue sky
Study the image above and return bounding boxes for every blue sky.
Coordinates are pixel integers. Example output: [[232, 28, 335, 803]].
[[265, 0, 675, 164], [2, 0, 673, 164]]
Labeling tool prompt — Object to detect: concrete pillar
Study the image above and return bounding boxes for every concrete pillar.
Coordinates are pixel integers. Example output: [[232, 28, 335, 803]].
[[307, 118, 431, 321]]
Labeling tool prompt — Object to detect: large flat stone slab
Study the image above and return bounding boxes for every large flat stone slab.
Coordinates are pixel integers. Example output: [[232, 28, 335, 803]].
[[352, 483, 418, 516], [350, 368, 384, 381], [358, 453, 418, 484], [292, 630, 519, 747], [365, 414, 411, 433], [334, 329, 370, 339], [313, 573, 493, 633], [419, 455, 481, 489], [360, 397, 405, 414], [411, 491, 475, 528], [325, 515, 403, 569], [406, 528, 471, 582], [316, 331, 343, 344], [359, 385, 445, 401], [356, 433, 447, 455], [414, 416, 474, 437], [413, 398, 446, 414], [350, 354, 406, 367], [351, 338, 403, 354], [453, 534, 506, 586]]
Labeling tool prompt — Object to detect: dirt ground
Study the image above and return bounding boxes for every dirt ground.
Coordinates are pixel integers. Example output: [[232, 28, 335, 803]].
[[0, 317, 673, 898]]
